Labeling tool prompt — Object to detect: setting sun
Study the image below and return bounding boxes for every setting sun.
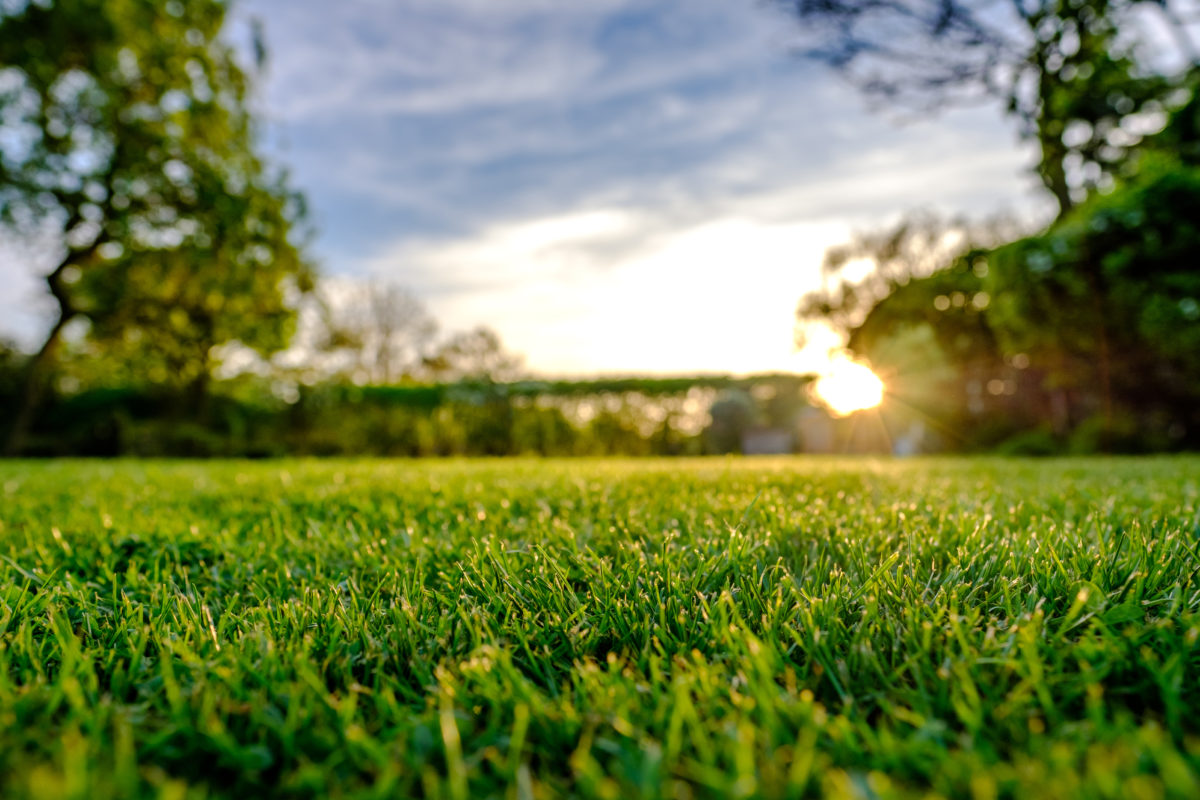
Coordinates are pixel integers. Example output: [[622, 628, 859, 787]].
[[812, 356, 885, 416]]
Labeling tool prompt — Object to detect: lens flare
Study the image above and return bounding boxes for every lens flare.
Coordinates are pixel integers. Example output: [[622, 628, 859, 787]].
[[813, 356, 884, 416]]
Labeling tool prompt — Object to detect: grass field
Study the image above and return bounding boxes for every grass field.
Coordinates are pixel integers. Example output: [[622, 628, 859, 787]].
[[2, 457, 1200, 799]]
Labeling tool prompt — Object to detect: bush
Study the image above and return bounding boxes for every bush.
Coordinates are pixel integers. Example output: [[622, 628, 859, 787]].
[[1067, 414, 1158, 455], [995, 428, 1062, 456]]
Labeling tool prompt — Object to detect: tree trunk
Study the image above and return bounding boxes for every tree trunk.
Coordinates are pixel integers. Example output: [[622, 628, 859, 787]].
[[1085, 271, 1114, 450], [1036, 65, 1074, 219], [1014, 18, 1076, 220], [3, 307, 75, 456], [3, 243, 91, 456]]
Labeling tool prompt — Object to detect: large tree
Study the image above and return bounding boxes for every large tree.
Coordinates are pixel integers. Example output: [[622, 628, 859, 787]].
[[787, 0, 1200, 449], [798, 107, 1200, 449], [0, 0, 312, 452], [775, 0, 1198, 215], [797, 215, 1036, 446], [986, 157, 1200, 447]]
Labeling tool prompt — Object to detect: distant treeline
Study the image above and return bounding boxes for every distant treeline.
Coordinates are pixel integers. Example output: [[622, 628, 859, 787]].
[[2, 370, 825, 458], [6, 353, 1192, 457]]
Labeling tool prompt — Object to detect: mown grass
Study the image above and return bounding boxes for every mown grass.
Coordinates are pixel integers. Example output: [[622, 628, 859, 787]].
[[1, 457, 1199, 799]]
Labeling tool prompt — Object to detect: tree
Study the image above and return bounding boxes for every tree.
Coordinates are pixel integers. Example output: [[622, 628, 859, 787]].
[[422, 326, 525, 383], [987, 159, 1200, 447], [797, 212, 976, 346], [704, 389, 757, 453], [801, 132, 1200, 450], [796, 211, 1024, 349], [306, 279, 438, 385], [796, 214, 1051, 447], [786, 1, 1200, 450], [0, 0, 312, 452], [775, 0, 1198, 215]]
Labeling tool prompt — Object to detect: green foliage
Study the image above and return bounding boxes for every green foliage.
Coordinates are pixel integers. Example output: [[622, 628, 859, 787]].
[[988, 162, 1200, 445], [778, 0, 1196, 215], [1068, 413, 1150, 455], [994, 427, 1063, 456], [0, 341, 25, 399], [992, 165, 1200, 365], [0, 0, 313, 438], [850, 253, 994, 366], [1, 457, 1199, 798], [856, 324, 958, 418], [800, 221, 1046, 450], [800, 82, 1200, 452], [1015, 0, 1182, 211], [423, 326, 525, 383], [797, 213, 979, 346], [8, 374, 817, 457], [817, 170, 1200, 450], [704, 389, 757, 453]]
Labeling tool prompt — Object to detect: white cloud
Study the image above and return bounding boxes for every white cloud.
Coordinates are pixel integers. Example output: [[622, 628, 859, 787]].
[[354, 109, 1042, 376], [370, 209, 647, 293], [379, 209, 845, 376]]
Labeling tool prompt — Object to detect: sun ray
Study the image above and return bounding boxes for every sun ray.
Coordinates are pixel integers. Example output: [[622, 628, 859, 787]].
[[812, 355, 885, 417]]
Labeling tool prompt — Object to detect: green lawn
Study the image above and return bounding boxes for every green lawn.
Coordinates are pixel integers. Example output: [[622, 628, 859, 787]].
[[1, 457, 1199, 799]]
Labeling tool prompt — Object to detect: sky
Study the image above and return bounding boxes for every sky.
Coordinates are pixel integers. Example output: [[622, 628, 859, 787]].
[[1, 0, 1049, 376]]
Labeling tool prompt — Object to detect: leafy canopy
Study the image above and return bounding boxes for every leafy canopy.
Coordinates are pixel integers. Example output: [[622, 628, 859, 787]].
[[0, 0, 313, 390], [775, 0, 1197, 214]]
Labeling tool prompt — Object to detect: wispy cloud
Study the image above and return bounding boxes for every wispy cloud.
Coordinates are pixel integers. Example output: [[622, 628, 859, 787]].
[[4, 0, 1043, 371], [361, 121, 1038, 376], [381, 209, 847, 376], [248, 0, 783, 121]]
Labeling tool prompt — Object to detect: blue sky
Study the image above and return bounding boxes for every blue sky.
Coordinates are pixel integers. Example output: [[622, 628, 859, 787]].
[[2, 0, 1049, 375]]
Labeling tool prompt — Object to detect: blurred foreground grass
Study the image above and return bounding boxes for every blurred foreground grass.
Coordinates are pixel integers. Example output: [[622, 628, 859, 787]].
[[1, 457, 1199, 798]]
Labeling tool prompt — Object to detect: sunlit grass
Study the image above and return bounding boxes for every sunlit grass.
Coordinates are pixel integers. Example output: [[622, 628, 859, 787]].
[[1, 457, 1199, 798]]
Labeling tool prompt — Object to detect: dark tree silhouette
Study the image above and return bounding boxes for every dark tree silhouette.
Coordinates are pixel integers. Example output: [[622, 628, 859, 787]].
[[775, 0, 1198, 214]]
